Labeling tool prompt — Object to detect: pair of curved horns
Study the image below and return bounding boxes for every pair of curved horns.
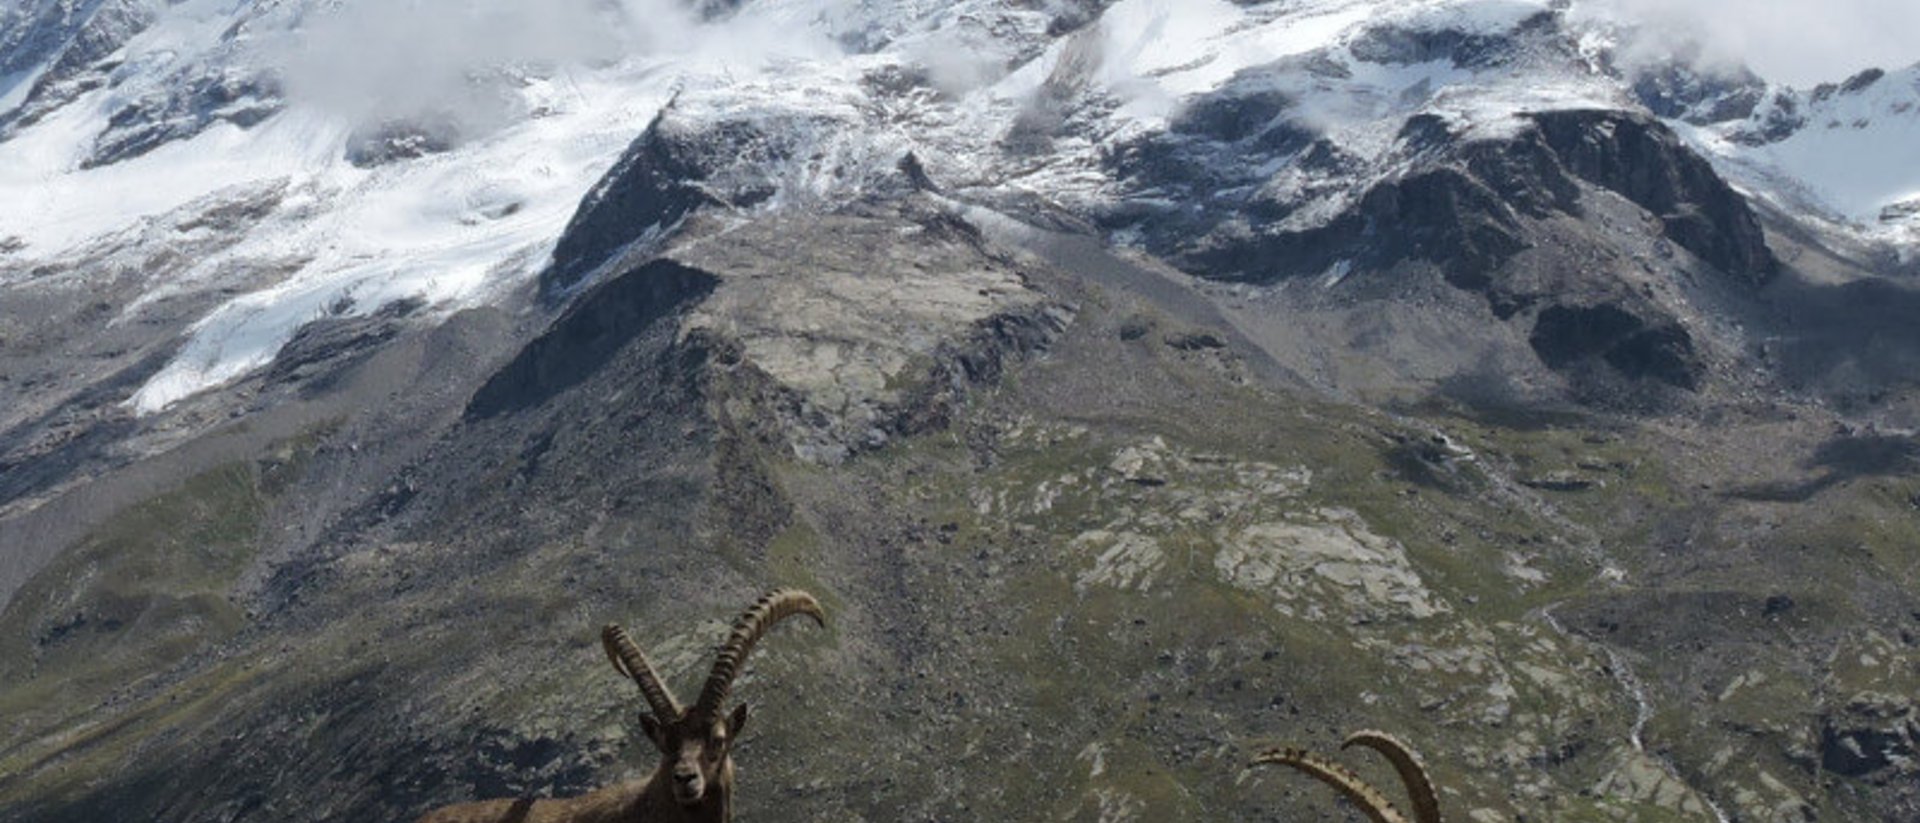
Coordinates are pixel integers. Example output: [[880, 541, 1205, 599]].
[[601, 588, 826, 722], [1252, 730, 1441, 823]]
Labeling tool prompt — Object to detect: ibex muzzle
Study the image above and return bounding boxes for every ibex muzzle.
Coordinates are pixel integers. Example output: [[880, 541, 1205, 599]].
[[647, 703, 746, 805]]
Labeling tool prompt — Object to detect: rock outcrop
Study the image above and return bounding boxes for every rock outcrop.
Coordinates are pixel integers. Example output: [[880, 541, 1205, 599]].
[[668, 205, 1070, 463]]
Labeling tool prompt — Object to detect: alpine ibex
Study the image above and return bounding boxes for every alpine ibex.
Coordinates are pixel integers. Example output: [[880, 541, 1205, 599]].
[[1252, 729, 1442, 823], [416, 588, 826, 823]]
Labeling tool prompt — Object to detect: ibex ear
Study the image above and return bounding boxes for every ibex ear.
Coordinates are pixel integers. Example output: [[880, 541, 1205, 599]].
[[727, 703, 750, 739], [639, 713, 667, 749]]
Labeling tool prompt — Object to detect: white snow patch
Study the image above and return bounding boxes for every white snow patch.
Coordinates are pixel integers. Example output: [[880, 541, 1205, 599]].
[[1374, 0, 1553, 34], [0, 101, 344, 256], [1099, 0, 1381, 122], [1320, 259, 1355, 289], [1727, 77, 1920, 219], [1672, 65, 1920, 255], [0, 0, 858, 413], [9, 0, 1916, 417], [125, 65, 684, 413]]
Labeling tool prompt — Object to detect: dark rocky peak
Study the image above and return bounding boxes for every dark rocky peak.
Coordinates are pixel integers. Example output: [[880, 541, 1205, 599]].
[[539, 87, 915, 302], [1108, 97, 1772, 292], [538, 100, 813, 301], [1094, 90, 1774, 403], [1728, 87, 1808, 146], [1626, 57, 1766, 126], [1526, 109, 1775, 283], [1395, 111, 1458, 153], [1352, 109, 1776, 287], [1585, 30, 1770, 127], [1814, 67, 1890, 103], [1838, 67, 1887, 94]]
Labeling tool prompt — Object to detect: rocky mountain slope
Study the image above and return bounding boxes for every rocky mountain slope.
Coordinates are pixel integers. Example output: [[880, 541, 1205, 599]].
[[3, 1, 1919, 821]]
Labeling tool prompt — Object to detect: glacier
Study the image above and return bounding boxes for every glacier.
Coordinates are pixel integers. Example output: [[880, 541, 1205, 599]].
[[0, 0, 1915, 413]]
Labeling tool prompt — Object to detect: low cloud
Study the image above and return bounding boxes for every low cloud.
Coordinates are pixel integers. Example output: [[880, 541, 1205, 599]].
[[266, 0, 839, 138], [274, 1, 677, 124], [1578, 0, 1920, 86]]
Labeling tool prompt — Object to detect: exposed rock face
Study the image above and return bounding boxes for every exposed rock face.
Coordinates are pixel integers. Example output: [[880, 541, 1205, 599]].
[[1624, 57, 1767, 126], [1216, 508, 1448, 621], [0, 0, 159, 136], [1728, 89, 1808, 147], [1004, 431, 1445, 621], [1, 1, 303, 169], [265, 298, 423, 392], [541, 98, 885, 300], [1137, 108, 1774, 291], [1528, 304, 1701, 390], [1528, 110, 1775, 283], [1814, 634, 1919, 810], [1346, 16, 1538, 69], [1591, 750, 1720, 818], [1107, 98, 1775, 402], [343, 116, 461, 168], [83, 68, 282, 168], [466, 260, 720, 421], [514, 192, 1069, 464], [669, 205, 1069, 463], [1820, 692, 1917, 778], [538, 107, 723, 299]]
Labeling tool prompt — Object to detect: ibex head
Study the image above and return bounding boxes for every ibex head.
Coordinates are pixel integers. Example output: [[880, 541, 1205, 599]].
[[637, 702, 742, 805], [601, 589, 825, 807]]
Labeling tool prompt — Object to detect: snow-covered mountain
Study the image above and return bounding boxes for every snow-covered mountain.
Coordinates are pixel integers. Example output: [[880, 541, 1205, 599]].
[[5, 3, 1920, 822], [1692, 64, 1920, 253], [2, 0, 1916, 414]]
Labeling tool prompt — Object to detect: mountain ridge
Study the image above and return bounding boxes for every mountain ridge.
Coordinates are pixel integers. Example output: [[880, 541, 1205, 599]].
[[3, 2, 1919, 821]]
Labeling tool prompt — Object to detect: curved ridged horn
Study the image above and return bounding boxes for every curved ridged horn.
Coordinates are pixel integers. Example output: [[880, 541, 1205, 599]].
[[1252, 747, 1412, 823], [694, 589, 825, 718], [1343, 730, 1442, 823], [602, 623, 683, 721]]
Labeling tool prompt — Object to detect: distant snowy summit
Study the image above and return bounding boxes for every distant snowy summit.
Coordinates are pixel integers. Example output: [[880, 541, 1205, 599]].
[[1698, 65, 1920, 249], [1, 0, 1916, 413]]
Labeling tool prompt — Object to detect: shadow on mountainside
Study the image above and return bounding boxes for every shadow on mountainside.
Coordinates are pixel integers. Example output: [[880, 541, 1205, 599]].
[[1727, 434, 1920, 503], [1761, 273, 1920, 403]]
